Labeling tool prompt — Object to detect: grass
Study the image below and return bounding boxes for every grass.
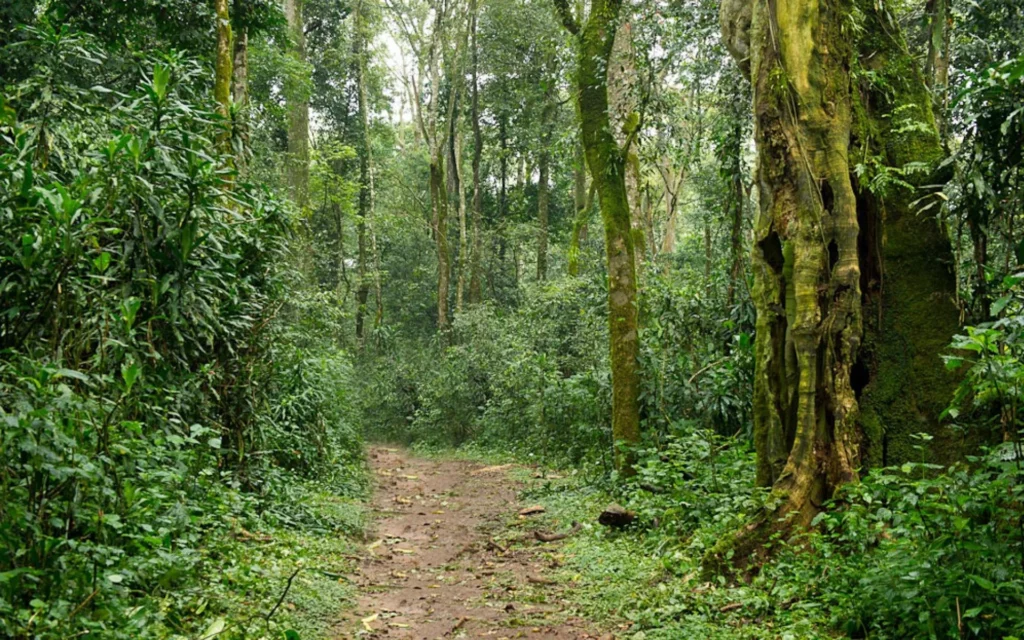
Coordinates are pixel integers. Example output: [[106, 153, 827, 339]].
[[500, 465, 837, 639]]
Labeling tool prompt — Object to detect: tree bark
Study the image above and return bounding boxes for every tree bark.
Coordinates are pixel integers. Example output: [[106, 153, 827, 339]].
[[354, 0, 373, 344], [707, 0, 960, 571], [231, 19, 249, 173], [567, 141, 592, 276], [536, 102, 553, 281], [284, 0, 310, 206], [924, 0, 952, 143], [455, 132, 468, 312], [608, 19, 644, 263], [467, 0, 484, 303], [214, 0, 233, 150], [725, 119, 745, 306], [555, 0, 641, 473]]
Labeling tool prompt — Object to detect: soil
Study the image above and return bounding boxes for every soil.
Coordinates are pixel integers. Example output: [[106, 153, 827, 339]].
[[336, 446, 609, 639]]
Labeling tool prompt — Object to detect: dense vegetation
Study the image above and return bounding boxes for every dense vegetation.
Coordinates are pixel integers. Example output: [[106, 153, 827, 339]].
[[2, 0, 1023, 638]]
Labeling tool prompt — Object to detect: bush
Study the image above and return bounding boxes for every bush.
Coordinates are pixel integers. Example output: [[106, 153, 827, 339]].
[[0, 25, 362, 638]]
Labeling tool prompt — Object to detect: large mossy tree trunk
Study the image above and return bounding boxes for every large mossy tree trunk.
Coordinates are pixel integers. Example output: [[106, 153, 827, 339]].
[[555, 0, 641, 472], [709, 0, 960, 570]]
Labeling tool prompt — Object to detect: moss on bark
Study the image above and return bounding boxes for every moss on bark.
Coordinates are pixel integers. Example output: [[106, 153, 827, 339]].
[[710, 0, 960, 574], [557, 0, 641, 471]]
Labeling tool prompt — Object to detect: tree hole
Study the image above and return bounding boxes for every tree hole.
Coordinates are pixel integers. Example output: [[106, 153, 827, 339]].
[[821, 181, 834, 214], [759, 231, 784, 273], [828, 239, 839, 272], [851, 357, 870, 398]]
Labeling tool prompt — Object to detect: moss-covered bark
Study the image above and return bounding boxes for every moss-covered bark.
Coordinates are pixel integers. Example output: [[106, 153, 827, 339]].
[[555, 0, 641, 471], [214, 0, 233, 150], [709, 0, 959, 571]]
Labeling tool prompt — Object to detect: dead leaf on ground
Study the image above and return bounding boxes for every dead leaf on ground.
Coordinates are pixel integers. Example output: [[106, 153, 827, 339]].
[[518, 505, 546, 516]]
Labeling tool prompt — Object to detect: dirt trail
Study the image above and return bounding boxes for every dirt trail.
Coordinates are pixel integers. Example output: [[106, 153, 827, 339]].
[[337, 447, 607, 639]]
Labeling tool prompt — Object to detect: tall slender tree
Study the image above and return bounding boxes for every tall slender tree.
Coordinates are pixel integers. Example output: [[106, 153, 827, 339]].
[[284, 0, 310, 206], [467, 0, 484, 303], [554, 0, 641, 471], [214, 0, 233, 151], [354, 0, 375, 343]]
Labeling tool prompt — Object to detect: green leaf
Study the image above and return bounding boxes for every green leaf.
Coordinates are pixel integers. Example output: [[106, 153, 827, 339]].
[[284, 631, 301, 640], [55, 368, 89, 382], [152, 64, 171, 102], [201, 617, 226, 639], [92, 251, 111, 273], [991, 295, 1012, 316], [969, 575, 994, 591], [121, 297, 141, 330], [121, 360, 141, 393]]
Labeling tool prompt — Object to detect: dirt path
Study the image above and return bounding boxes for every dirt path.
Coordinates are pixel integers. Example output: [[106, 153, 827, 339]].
[[337, 447, 607, 639]]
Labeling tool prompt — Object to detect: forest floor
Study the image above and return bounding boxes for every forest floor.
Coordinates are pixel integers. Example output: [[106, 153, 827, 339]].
[[336, 446, 611, 639]]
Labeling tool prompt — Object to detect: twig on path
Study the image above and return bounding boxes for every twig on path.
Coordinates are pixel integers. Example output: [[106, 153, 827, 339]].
[[486, 539, 509, 553], [266, 567, 301, 624], [534, 521, 581, 542]]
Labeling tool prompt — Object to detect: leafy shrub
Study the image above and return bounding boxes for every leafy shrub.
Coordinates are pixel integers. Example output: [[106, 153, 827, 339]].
[[0, 25, 362, 638]]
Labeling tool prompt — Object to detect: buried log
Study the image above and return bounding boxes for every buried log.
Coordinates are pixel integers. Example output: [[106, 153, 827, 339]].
[[598, 503, 636, 528], [534, 521, 582, 542]]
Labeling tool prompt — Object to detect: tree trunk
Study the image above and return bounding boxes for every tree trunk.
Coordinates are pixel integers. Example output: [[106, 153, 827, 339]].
[[924, 0, 952, 143], [707, 0, 959, 570], [455, 133, 468, 311], [703, 222, 712, 297], [354, 0, 373, 344], [467, 0, 484, 303], [214, 0, 233, 150], [284, 0, 310, 206], [555, 0, 641, 473], [568, 142, 592, 277], [725, 118, 745, 307], [658, 162, 683, 257], [608, 19, 644, 263], [231, 16, 248, 172], [431, 154, 451, 332], [537, 107, 552, 281]]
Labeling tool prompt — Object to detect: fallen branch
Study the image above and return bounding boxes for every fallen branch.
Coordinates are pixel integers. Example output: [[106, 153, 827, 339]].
[[720, 602, 743, 613], [534, 521, 581, 542]]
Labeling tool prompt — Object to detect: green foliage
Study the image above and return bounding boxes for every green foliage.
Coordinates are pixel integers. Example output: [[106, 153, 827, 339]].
[[801, 451, 1024, 639], [0, 24, 363, 639], [360, 277, 613, 465]]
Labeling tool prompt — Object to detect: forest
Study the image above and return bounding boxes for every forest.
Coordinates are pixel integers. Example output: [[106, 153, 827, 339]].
[[1, 0, 1023, 638]]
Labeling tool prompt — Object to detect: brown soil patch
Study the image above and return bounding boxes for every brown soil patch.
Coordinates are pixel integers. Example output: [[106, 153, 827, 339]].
[[335, 446, 608, 639]]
